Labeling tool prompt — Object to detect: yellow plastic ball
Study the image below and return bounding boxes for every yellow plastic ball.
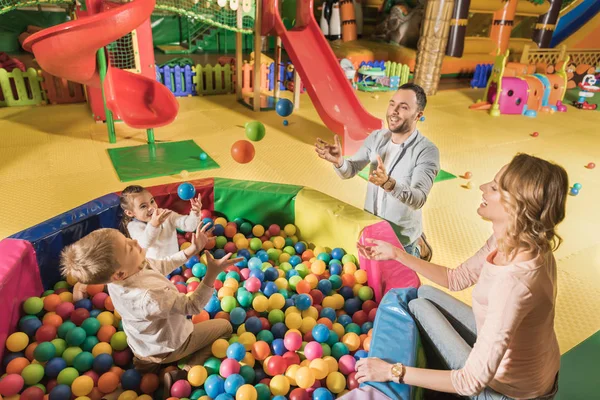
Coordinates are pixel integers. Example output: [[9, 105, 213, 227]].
[[211, 338, 229, 358], [323, 356, 339, 374], [300, 317, 317, 334], [285, 306, 301, 316], [241, 351, 255, 368], [354, 269, 368, 284], [180, 242, 192, 250], [274, 278, 289, 290], [342, 332, 361, 351], [236, 384, 258, 400], [327, 371, 347, 394], [224, 278, 239, 292], [279, 253, 291, 263], [272, 237, 285, 250], [262, 241, 274, 250], [6, 332, 29, 352], [92, 342, 112, 357], [238, 332, 257, 351], [285, 313, 302, 330], [214, 217, 228, 227], [304, 274, 319, 289], [300, 359, 311, 367], [237, 325, 247, 335], [322, 296, 336, 309], [295, 366, 316, 389], [309, 358, 329, 380], [66, 275, 78, 286], [343, 262, 358, 275], [313, 247, 326, 257], [97, 311, 115, 327], [218, 287, 235, 300], [268, 293, 285, 310], [233, 233, 246, 243], [332, 294, 345, 310], [252, 224, 265, 237], [332, 323, 345, 339], [137, 396, 153, 400], [270, 374, 290, 396], [301, 307, 319, 320], [236, 238, 249, 250], [285, 364, 300, 386], [187, 365, 208, 386], [311, 260, 326, 275], [72, 375, 94, 397], [117, 390, 138, 400], [59, 292, 73, 303], [284, 224, 297, 236], [252, 296, 269, 313], [352, 284, 363, 296]]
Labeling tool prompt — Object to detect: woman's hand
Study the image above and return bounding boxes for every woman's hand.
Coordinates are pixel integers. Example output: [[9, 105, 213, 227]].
[[357, 239, 401, 261], [355, 357, 394, 384]]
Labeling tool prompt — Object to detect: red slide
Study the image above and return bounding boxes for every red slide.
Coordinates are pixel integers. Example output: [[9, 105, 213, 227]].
[[262, 0, 383, 155], [23, 0, 178, 129]]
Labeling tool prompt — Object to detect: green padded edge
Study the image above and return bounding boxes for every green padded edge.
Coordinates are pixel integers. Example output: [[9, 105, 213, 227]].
[[213, 178, 302, 227], [555, 330, 600, 399]]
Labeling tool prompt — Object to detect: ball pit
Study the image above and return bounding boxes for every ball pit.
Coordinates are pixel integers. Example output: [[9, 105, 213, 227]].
[[1, 216, 378, 400]]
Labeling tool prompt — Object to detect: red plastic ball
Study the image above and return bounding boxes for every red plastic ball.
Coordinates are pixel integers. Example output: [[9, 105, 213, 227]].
[[214, 280, 223, 290], [187, 282, 200, 293], [55, 302, 75, 320], [200, 209, 212, 219], [182, 269, 194, 280], [347, 371, 359, 390], [20, 386, 44, 400], [170, 275, 185, 284], [282, 351, 300, 366], [531, 131, 539, 137], [309, 290, 323, 305], [260, 317, 271, 331], [303, 331, 314, 342], [70, 308, 90, 326], [246, 310, 259, 319], [368, 308, 377, 322], [92, 292, 109, 310], [587, 162, 596, 169], [231, 140, 256, 164], [35, 325, 57, 343], [362, 300, 377, 315], [113, 348, 133, 367], [267, 355, 287, 375], [352, 311, 369, 326], [224, 242, 237, 254], [83, 370, 100, 385], [46, 379, 58, 393], [268, 224, 281, 236], [225, 266, 240, 274], [289, 388, 310, 400], [176, 284, 187, 294]]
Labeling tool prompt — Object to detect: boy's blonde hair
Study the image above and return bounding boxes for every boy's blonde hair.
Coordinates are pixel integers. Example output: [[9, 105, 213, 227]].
[[60, 228, 120, 284]]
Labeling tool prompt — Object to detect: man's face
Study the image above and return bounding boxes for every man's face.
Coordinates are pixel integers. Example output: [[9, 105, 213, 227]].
[[386, 89, 422, 134]]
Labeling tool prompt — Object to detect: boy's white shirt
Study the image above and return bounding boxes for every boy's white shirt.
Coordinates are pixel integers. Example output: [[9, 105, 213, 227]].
[[107, 251, 214, 357], [127, 211, 201, 260]]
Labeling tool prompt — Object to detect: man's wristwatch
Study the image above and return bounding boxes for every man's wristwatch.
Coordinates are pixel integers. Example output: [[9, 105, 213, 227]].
[[391, 362, 406, 383], [382, 176, 396, 192]]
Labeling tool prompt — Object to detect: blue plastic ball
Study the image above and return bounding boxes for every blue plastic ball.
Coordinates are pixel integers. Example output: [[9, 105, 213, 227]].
[[273, 396, 287, 400], [361, 322, 374, 334], [226, 342, 247, 361], [202, 217, 214, 229], [313, 387, 335, 400], [205, 374, 225, 398], [205, 296, 222, 313], [337, 314, 352, 327], [573, 183, 582, 190], [192, 263, 207, 278], [286, 269, 299, 279], [257, 251, 269, 263], [172, 266, 183, 276], [339, 286, 355, 300], [46, 357, 68, 378], [214, 249, 226, 259], [224, 373, 245, 395], [289, 255, 302, 266], [215, 394, 234, 400], [263, 282, 278, 298], [294, 242, 306, 254], [317, 280, 333, 296], [271, 338, 286, 356], [354, 350, 369, 360], [245, 317, 262, 335], [331, 248, 345, 260], [186, 255, 200, 268], [312, 324, 331, 343], [271, 322, 287, 339], [570, 187, 579, 196], [92, 353, 113, 374], [238, 249, 251, 260], [320, 307, 337, 322], [200, 152, 208, 161], [121, 369, 142, 391], [229, 308, 247, 326], [329, 263, 342, 276], [249, 269, 265, 281], [295, 294, 312, 311], [177, 182, 196, 201], [344, 298, 363, 315], [49, 384, 71, 400], [89, 309, 101, 318], [283, 119, 289, 126], [213, 224, 225, 237], [264, 267, 279, 282], [420, 116, 425, 122], [21, 317, 42, 337], [248, 257, 263, 270], [275, 98, 294, 117]]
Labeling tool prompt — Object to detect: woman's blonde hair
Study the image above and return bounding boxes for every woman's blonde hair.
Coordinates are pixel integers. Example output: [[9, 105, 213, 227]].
[[498, 153, 568, 258]]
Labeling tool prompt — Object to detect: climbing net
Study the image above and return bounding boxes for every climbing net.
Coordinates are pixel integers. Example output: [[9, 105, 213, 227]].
[[0, 0, 256, 34]]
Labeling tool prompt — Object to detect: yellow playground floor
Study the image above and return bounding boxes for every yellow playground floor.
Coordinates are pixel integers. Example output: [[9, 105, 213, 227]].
[[1, 87, 599, 357]]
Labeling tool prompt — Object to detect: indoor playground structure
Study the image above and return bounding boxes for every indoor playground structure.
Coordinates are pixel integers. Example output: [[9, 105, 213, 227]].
[[470, 49, 569, 117], [1, 0, 600, 399]]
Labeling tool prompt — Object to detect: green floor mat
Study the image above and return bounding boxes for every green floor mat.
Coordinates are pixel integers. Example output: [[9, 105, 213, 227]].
[[358, 165, 456, 183], [107, 140, 219, 182], [556, 330, 600, 399]]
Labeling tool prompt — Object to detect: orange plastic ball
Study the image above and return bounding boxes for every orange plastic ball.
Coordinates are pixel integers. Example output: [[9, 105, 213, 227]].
[[231, 140, 255, 164], [86, 284, 105, 296], [43, 294, 62, 312], [192, 310, 210, 324], [98, 372, 120, 393], [43, 313, 63, 328], [251, 341, 271, 361], [104, 297, 114, 312], [97, 325, 116, 343], [6, 357, 29, 374], [140, 373, 160, 394], [296, 280, 311, 294]]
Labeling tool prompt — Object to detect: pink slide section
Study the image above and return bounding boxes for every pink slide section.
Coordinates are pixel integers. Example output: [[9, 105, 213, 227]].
[[262, 0, 383, 155], [23, 0, 178, 129], [359, 221, 421, 303], [0, 239, 44, 362]]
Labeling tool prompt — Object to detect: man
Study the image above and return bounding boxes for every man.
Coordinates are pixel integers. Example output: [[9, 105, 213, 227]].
[[315, 83, 439, 260]]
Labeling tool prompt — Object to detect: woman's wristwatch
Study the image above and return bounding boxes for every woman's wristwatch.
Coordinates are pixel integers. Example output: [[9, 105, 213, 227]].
[[391, 362, 406, 383]]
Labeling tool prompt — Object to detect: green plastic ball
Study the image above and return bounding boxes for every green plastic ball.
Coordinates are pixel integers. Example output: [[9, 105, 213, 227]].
[[21, 363, 45, 385], [245, 121, 266, 142], [216, 236, 228, 249], [237, 291, 253, 308], [23, 297, 44, 315], [203, 357, 222, 375], [221, 296, 237, 313], [53, 281, 69, 291], [42, 290, 55, 297], [289, 275, 302, 290], [240, 365, 255, 384], [331, 342, 350, 360], [81, 336, 99, 353], [279, 262, 292, 272], [73, 351, 95, 372], [250, 238, 262, 251], [358, 286, 374, 301], [228, 335, 240, 345], [34, 341, 56, 362], [321, 343, 332, 357], [295, 264, 309, 278], [239, 222, 253, 235], [66, 327, 87, 346], [57, 321, 76, 339], [256, 330, 274, 344], [268, 310, 285, 325], [51, 338, 67, 357], [57, 366, 79, 386], [345, 323, 361, 335], [342, 254, 357, 264], [110, 331, 128, 351], [255, 383, 271, 400], [62, 346, 83, 366], [283, 246, 296, 256], [80, 318, 101, 336], [267, 248, 280, 261]]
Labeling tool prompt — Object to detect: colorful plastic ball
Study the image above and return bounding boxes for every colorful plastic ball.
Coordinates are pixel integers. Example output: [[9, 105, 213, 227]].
[[295, 294, 312, 311], [271, 338, 286, 356], [0, 373, 24, 396], [33, 341, 56, 362], [570, 187, 579, 196], [171, 379, 192, 398], [23, 296, 44, 315], [285, 313, 302, 330], [71, 375, 94, 397], [295, 366, 315, 389], [110, 331, 128, 351], [283, 119, 289, 126], [56, 366, 79, 386], [254, 383, 271, 400], [245, 121, 266, 142], [344, 298, 362, 315], [224, 373, 245, 395], [303, 341, 323, 360], [21, 363, 45, 385], [313, 387, 335, 400], [586, 162, 595, 169], [244, 317, 262, 335], [239, 365, 256, 385], [326, 371, 346, 393], [236, 383, 258, 400], [55, 302, 74, 320], [269, 374, 290, 396], [20, 385, 45, 400], [205, 375, 225, 398], [312, 324, 330, 343], [92, 354, 113, 374], [200, 152, 208, 161], [97, 371, 120, 394], [71, 351, 94, 373], [120, 369, 141, 391], [177, 182, 196, 201], [45, 357, 68, 378], [338, 354, 356, 375], [49, 384, 71, 400], [227, 342, 247, 362], [289, 388, 310, 400], [251, 341, 271, 361], [212, 338, 230, 358], [275, 98, 294, 117], [187, 365, 208, 387], [573, 183, 582, 190], [231, 140, 256, 164], [204, 357, 222, 376], [347, 371, 359, 390]]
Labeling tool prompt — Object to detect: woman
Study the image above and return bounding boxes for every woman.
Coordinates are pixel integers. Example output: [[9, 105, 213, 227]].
[[352, 154, 567, 400]]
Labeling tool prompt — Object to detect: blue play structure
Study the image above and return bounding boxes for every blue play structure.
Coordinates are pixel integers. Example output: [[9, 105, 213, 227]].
[[156, 64, 196, 97], [550, 0, 600, 47], [471, 64, 493, 88]]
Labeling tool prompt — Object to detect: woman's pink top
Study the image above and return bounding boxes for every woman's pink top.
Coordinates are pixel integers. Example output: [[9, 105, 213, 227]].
[[448, 236, 560, 399]]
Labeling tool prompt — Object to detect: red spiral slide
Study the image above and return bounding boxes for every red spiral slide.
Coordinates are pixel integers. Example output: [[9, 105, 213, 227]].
[[23, 0, 178, 129]]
